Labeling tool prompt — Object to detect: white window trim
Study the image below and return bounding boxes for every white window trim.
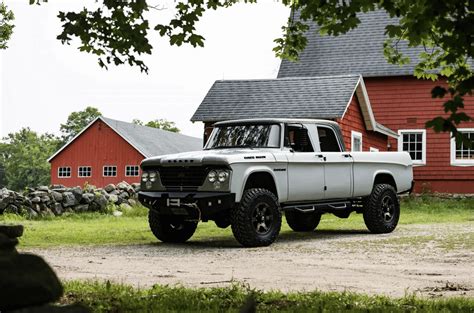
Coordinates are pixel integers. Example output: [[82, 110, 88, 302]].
[[398, 129, 426, 166], [125, 165, 140, 177], [370, 147, 379, 152], [57, 166, 71, 178], [78, 166, 92, 178], [450, 128, 474, 166], [351, 131, 363, 152], [103, 165, 117, 177]]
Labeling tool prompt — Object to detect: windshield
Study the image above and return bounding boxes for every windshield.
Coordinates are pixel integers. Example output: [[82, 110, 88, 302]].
[[206, 124, 281, 149]]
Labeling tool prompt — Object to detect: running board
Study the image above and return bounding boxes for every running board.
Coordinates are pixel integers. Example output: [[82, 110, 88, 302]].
[[283, 201, 352, 213]]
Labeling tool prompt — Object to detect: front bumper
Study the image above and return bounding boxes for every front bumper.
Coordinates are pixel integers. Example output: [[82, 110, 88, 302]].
[[138, 191, 235, 220]]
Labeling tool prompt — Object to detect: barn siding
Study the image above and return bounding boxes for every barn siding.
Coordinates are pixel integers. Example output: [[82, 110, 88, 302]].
[[365, 76, 474, 193], [50, 120, 144, 187], [337, 96, 388, 152]]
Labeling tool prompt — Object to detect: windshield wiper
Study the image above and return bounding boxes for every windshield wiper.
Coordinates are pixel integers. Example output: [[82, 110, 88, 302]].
[[210, 145, 255, 150]]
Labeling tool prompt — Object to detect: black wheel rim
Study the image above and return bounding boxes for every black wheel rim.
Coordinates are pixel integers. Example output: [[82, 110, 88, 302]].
[[381, 195, 395, 222], [252, 202, 273, 235]]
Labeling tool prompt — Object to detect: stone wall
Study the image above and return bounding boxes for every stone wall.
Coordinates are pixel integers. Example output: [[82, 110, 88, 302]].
[[0, 182, 140, 217]]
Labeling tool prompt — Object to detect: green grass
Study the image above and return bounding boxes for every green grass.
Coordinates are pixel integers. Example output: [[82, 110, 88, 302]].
[[61, 280, 474, 313], [1, 197, 473, 248]]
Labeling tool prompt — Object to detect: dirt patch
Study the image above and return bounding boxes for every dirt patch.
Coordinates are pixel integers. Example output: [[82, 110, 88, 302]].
[[23, 223, 474, 298]]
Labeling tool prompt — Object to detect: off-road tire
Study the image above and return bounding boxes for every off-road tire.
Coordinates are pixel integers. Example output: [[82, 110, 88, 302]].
[[285, 210, 321, 232], [148, 210, 197, 243], [363, 184, 400, 234], [231, 188, 282, 247]]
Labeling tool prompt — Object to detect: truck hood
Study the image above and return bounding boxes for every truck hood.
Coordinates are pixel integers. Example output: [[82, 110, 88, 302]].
[[141, 149, 277, 167]]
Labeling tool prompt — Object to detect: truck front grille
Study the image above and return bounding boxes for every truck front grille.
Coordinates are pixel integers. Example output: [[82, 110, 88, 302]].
[[158, 166, 208, 191]]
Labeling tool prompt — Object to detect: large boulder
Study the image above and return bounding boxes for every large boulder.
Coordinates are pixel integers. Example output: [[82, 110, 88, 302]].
[[51, 191, 63, 202], [108, 194, 119, 204], [81, 193, 95, 204], [62, 192, 77, 208], [104, 184, 116, 193], [51, 203, 63, 216], [71, 187, 83, 201], [74, 204, 89, 213], [93, 194, 108, 211], [31, 197, 41, 204]]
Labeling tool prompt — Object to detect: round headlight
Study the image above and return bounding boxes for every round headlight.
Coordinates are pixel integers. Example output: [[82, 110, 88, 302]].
[[142, 172, 149, 182], [145, 181, 153, 189], [149, 171, 157, 182], [208, 170, 217, 183], [218, 171, 229, 182]]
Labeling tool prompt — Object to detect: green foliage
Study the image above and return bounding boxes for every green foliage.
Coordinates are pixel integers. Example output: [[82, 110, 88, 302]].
[[62, 280, 474, 313], [132, 118, 180, 133], [0, 128, 61, 191], [0, 2, 14, 49], [60, 106, 102, 143]]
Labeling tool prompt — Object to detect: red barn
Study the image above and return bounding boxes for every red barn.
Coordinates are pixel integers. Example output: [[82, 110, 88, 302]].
[[48, 117, 202, 187], [192, 10, 474, 193]]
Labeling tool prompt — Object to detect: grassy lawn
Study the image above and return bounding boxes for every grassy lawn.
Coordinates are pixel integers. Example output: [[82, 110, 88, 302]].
[[1, 196, 473, 248], [61, 280, 474, 313]]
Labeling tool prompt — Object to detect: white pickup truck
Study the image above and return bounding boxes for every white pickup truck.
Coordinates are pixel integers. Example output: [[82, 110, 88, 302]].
[[138, 119, 414, 247]]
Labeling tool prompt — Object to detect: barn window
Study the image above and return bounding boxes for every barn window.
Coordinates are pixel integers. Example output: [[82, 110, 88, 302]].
[[451, 129, 474, 166], [125, 165, 140, 177], [58, 167, 71, 178], [103, 166, 117, 177], [398, 129, 426, 165], [351, 131, 363, 152], [78, 166, 92, 177]]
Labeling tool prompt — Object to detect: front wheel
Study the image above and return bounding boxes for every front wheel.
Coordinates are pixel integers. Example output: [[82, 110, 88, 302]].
[[231, 188, 282, 247], [363, 184, 400, 234], [148, 210, 197, 243]]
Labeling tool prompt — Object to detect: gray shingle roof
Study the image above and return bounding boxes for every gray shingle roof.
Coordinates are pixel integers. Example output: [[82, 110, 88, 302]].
[[191, 75, 361, 122], [278, 10, 425, 78], [101, 117, 202, 157]]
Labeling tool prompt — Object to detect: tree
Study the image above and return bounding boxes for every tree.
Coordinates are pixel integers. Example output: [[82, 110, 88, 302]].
[[60, 106, 102, 142], [0, 128, 61, 191], [0, 2, 14, 49], [133, 118, 180, 133], [11, 1, 474, 136]]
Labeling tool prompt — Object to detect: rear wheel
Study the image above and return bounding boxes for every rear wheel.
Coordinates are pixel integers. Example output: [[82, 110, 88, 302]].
[[363, 184, 400, 234], [148, 210, 197, 243], [285, 210, 321, 232], [231, 188, 282, 247]]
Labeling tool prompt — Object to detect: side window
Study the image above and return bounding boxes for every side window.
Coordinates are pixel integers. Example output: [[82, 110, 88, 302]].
[[284, 125, 314, 152], [318, 127, 341, 152], [351, 131, 363, 152]]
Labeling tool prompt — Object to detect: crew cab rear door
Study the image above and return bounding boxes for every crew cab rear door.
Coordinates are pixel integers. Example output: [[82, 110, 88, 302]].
[[285, 123, 326, 202], [317, 125, 353, 199]]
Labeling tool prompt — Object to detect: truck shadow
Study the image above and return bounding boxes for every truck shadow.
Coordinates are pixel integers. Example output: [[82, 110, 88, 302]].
[[277, 229, 370, 243], [150, 229, 372, 249]]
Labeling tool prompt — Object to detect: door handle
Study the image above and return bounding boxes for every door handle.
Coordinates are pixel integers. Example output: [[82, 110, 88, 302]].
[[316, 154, 326, 161]]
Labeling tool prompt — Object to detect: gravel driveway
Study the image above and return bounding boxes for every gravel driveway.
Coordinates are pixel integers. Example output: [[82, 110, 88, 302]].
[[24, 223, 473, 298]]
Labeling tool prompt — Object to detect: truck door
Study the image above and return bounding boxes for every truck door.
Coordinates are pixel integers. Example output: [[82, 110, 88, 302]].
[[317, 126, 353, 199], [285, 123, 326, 202]]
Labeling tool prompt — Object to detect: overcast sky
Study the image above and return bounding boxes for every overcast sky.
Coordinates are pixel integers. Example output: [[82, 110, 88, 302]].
[[0, 0, 290, 139]]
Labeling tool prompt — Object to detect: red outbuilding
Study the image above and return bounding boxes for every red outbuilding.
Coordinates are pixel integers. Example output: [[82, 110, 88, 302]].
[[48, 117, 202, 188], [192, 9, 474, 193]]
